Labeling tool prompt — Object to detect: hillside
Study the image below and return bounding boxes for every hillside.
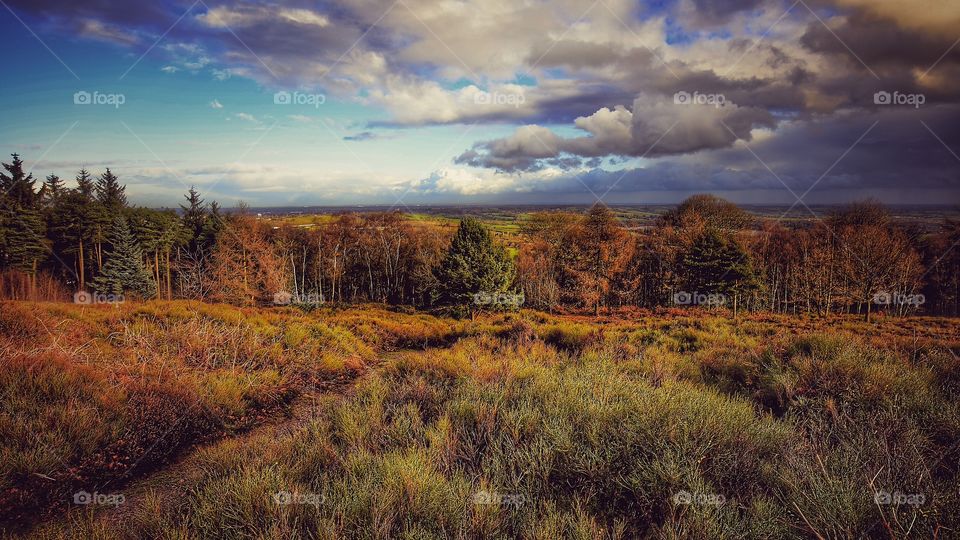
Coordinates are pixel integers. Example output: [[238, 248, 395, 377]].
[[2, 301, 958, 538]]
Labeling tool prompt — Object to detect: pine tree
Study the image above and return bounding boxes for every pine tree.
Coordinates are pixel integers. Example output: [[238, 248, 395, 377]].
[[198, 201, 224, 252], [76, 168, 95, 198], [434, 217, 515, 316], [47, 189, 89, 287], [0, 154, 48, 275], [180, 186, 207, 251], [41, 174, 66, 207], [0, 154, 41, 207], [95, 168, 127, 213], [92, 216, 156, 299], [682, 229, 759, 316]]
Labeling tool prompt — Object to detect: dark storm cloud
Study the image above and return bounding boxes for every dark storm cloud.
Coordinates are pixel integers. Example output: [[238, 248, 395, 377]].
[[501, 105, 960, 196], [688, 0, 766, 26], [6, 0, 169, 27], [458, 94, 777, 171]]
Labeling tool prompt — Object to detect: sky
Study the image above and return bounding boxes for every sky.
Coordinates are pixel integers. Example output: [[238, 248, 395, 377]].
[[1, 0, 958, 209]]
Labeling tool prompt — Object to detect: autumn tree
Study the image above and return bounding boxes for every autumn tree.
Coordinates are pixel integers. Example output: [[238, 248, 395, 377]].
[[560, 205, 633, 314], [829, 202, 922, 321], [208, 210, 288, 305], [660, 194, 753, 231]]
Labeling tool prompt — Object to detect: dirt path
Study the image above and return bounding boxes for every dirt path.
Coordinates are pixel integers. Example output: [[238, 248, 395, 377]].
[[29, 352, 412, 537]]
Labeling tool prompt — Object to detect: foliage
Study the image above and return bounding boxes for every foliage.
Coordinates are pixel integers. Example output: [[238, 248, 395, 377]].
[[434, 217, 515, 314]]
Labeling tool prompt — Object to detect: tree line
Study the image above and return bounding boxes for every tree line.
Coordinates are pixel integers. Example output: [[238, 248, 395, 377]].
[[1, 154, 957, 320]]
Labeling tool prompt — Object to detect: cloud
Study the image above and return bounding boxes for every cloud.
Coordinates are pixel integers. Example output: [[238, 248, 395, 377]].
[[197, 5, 329, 29], [459, 94, 776, 170], [343, 131, 378, 141], [7, 0, 960, 203], [209, 99, 223, 109]]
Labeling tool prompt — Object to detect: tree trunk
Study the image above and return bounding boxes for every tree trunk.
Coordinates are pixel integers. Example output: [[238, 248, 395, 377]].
[[165, 251, 172, 300], [78, 238, 85, 289], [154, 250, 161, 300]]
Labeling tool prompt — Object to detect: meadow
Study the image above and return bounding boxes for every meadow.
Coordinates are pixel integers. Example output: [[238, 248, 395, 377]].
[[2, 301, 958, 538]]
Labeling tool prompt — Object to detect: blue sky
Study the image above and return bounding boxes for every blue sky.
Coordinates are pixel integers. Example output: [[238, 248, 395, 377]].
[[1, 0, 958, 208]]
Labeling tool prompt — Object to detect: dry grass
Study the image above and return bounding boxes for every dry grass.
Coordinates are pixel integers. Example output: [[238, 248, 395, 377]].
[[4, 301, 959, 538]]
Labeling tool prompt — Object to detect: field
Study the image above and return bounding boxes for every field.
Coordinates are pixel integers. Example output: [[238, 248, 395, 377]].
[[3, 301, 959, 538]]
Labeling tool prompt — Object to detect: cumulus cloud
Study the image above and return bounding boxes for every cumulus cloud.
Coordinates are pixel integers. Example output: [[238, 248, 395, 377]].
[[459, 94, 776, 170]]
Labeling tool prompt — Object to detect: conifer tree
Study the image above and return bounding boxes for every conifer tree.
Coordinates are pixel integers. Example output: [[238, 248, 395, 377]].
[[92, 216, 156, 299], [0, 154, 48, 276], [76, 168, 95, 198], [434, 217, 515, 316], [95, 168, 127, 213], [180, 186, 207, 251], [41, 174, 65, 207], [682, 229, 759, 316]]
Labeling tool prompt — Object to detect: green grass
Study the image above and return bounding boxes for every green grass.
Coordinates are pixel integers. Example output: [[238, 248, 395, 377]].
[[5, 302, 960, 538]]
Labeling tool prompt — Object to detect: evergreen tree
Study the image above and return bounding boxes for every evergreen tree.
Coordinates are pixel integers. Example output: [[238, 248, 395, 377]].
[[0, 154, 41, 207], [198, 201, 224, 252], [0, 154, 48, 274], [434, 217, 515, 316], [91, 216, 156, 299], [41, 174, 66, 207], [180, 186, 207, 251], [76, 168, 95, 198], [95, 168, 127, 213], [47, 189, 90, 287], [682, 229, 759, 316]]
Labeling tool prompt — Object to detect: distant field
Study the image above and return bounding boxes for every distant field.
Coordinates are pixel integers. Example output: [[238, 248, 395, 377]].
[[4, 301, 959, 538], [253, 204, 959, 234]]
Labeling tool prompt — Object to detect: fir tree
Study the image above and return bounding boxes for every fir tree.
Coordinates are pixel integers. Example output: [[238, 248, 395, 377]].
[[0, 154, 48, 274], [434, 217, 515, 316], [682, 229, 759, 316], [76, 168, 95, 198], [92, 216, 156, 299], [0, 153, 40, 207], [180, 186, 207, 251], [95, 168, 127, 213], [47, 189, 89, 286], [41, 174, 66, 207]]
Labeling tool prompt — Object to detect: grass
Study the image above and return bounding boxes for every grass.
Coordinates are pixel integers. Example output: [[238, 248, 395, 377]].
[[3, 302, 959, 538]]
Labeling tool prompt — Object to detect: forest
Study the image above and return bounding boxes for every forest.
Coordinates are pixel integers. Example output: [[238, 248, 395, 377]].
[[2, 153, 957, 320]]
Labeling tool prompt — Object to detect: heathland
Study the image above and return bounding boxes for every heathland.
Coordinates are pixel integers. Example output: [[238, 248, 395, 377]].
[[2, 301, 959, 538], [3, 157, 960, 537]]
